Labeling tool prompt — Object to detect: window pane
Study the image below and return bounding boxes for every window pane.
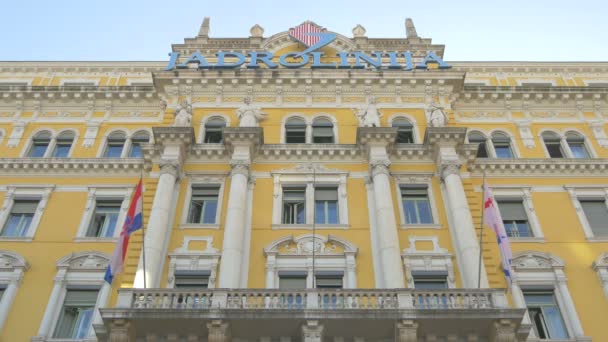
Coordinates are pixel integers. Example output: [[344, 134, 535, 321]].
[[568, 143, 589, 158], [53, 289, 98, 339], [279, 276, 307, 289], [188, 186, 220, 224], [497, 201, 527, 220], [129, 144, 142, 157], [494, 145, 513, 158], [327, 201, 338, 224], [581, 200, 608, 236], [413, 277, 448, 289], [87, 201, 121, 237], [1, 214, 33, 237], [315, 201, 325, 224], [286, 119, 307, 143], [403, 200, 418, 224], [202, 200, 218, 224], [416, 200, 433, 224], [29, 142, 49, 157], [283, 188, 306, 224], [524, 291, 569, 340], [104, 144, 124, 158], [545, 142, 564, 158], [402, 186, 432, 224], [174, 275, 209, 288], [543, 306, 569, 339], [53, 143, 71, 158]]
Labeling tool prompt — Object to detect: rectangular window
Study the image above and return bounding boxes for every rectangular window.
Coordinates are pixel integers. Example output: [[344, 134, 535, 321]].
[[545, 141, 564, 158], [497, 200, 532, 237], [279, 272, 307, 289], [315, 272, 343, 289], [523, 290, 569, 339], [412, 271, 448, 290], [174, 271, 210, 288], [282, 187, 306, 224], [286, 127, 306, 143], [1, 200, 38, 237], [315, 187, 339, 224], [401, 185, 433, 224], [187, 186, 220, 224], [580, 199, 608, 236], [53, 289, 99, 339], [86, 200, 122, 238]]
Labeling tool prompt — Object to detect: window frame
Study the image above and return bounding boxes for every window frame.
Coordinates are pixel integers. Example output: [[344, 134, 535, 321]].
[[388, 114, 420, 144], [128, 131, 151, 158], [311, 117, 335, 144], [97, 129, 152, 158], [202, 117, 227, 144], [466, 130, 519, 159], [271, 170, 349, 229], [51, 130, 77, 158], [35, 252, 110, 340], [198, 115, 231, 144], [540, 130, 595, 159], [0, 251, 28, 332], [264, 234, 357, 289], [488, 187, 544, 240], [280, 114, 339, 144], [402, 236, 455, 289], [0, 186, 53, 241], [179, 176, 226, 229], [284, 116, 308, 144], [75, 187, 132, 241], [394, 175, 440, 229], [566, 187, 608, 240], [592, 253, 608, 298], [167, 236, 220, 289]]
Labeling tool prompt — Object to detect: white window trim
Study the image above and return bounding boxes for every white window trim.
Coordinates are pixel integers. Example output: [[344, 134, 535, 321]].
[[0, 185, 54, 241], [489, 186, 544, 240], [0, 128, 6, 146], [198, 114, 230, 144], [34, 251, 111, 340], [394, 174, 441, 229], [59, 79, 99, 86], [516, 79, 557, 87], [466, 129, 519, 159], [280, 114, 338, 144], [539, 129, 596, 159], [97, 129, 152, 158], [264, 234, 358, 289], [565, 186, 608, 241], [511, 251, 587, 340], [401, 236, 455, 288], [271, 166, 349, 229], [387, 114, 421, 144], [592, 253, 608, 298], [167, 236, 220, 288], [20, 128, 55, 158], [0, 251, 28, 332], [179, 175, 226, 229], [74, 186, 133, 241]]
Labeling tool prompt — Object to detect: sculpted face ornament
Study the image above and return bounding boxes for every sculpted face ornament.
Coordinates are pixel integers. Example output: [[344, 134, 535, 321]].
[[164, 22, 451, 71]]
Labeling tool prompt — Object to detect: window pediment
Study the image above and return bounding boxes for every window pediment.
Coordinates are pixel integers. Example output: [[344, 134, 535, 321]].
[[56, 251, 109, 271], [512, 251, 564, 271], [264, 234, 357, 257]]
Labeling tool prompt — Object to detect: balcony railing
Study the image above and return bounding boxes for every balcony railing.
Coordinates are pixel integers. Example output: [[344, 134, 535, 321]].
[[116, 288, 508, 311]]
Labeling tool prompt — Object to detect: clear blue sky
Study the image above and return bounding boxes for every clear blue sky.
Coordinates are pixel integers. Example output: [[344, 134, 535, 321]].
[[1, 0, 606, 62]]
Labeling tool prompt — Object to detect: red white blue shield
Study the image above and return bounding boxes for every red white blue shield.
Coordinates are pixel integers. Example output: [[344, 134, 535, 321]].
[[289, 22, 323, 47]]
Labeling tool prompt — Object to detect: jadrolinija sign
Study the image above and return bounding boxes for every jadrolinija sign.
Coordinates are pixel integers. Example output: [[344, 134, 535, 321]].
[[164, 32, 450, 71]]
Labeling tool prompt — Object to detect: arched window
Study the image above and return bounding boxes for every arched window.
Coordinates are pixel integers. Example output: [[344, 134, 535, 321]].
[[129, 131, 150, 158], [28, 131, 52, 157], [52, 131, 75, 158], [312, 118, 334, 143], [392, 118, 414, 143], [491, 132, 514, 158], [204, 117, 226, 143], [285, 117, 306, 143], [104, 132, 126, 158], [565, 132, 589, 158], [468, 132, 488, 158], [542, 132, 564, 158]]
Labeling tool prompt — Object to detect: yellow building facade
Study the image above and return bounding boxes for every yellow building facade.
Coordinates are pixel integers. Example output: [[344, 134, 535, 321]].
[[0, 18, 607, 341]]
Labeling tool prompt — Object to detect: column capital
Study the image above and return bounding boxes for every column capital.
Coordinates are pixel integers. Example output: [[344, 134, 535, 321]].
[[108, 319, 135, 342], [207, 320, 231, 342], [370, 158, 391, 177], [491, 319, 517, 342], [301, 320, 324, 342], [159, 159, 180, 177], [230, 159, 250, 177], [439, 162, 462, 181], [395, 320, 418, 342]]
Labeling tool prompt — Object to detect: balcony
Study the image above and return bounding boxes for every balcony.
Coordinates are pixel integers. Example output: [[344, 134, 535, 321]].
[[96, 288, 529, 341]]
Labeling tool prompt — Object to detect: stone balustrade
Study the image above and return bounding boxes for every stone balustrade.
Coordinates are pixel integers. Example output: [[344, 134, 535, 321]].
[[117, 288, 508, 311]]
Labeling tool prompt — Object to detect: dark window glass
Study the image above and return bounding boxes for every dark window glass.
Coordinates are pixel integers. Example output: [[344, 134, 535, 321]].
[[566, 133, 589, 158], [285, 118, 306, 143], [29, 132, 52, 157], [129, 132, 150, 158], [497, 200, 532, 237], [204, 118, 226, 143], [580, 199, 608, 236], [104, 133, 126, 158], [315, 187, 339, 224], [282, 187, 306, 224], [468, 132, 488, 158], [1, 200, 38, 237], [413, 272, 448, 289], [188, 186, 220, 224], [86, 200, 122, 238], [492, 133, 514, 158], [542, 132, 564, 158], [523, 290, 569, 339], [312, 118, 334, 143], [392, 118, 414, 143], [401, 185, 433, 224]]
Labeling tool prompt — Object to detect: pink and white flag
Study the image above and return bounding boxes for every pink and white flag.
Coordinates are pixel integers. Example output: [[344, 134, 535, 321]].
[[483, 184, 513, 286]]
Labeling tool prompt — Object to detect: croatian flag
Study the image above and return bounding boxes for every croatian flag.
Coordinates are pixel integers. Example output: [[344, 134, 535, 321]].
[[104, 179, 143, 284], [483, 184, 514, 286]]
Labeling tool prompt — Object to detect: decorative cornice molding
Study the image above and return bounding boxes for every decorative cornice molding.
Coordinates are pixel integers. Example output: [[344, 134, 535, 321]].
[[469, 158, 608, 177], [0, 158, 145, 175]]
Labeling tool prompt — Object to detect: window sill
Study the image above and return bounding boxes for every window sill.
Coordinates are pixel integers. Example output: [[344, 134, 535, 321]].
[[74, 237, 118, 243], [508, 237, 545, 243], [400, 224, 442, 229], [0, 236, 33, 242], [272, 224, 349, 230], [179, 223, 220, 230]]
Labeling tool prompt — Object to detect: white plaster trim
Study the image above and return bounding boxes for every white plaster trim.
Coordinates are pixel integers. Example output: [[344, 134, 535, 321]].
[[565, 186, 608, 239], [516, 79, 558, 86], [466, 128, 519, 158], [20, 128, 56, 158], [310, 113, 339, 144], [280, 114, 308, 144], [167, 236, 220, 288], [401, 236, 455, 289], [179, 175, 226, 226], [74, 187, 133, 239], [488, 186, 544, 239], [0, 251, 28, 332], [59, 78, 100, 86], [0, 186, 54, 239], [0, 128, 6, 146], [364, 178, 383, 288], [592, 253, 608, 298]]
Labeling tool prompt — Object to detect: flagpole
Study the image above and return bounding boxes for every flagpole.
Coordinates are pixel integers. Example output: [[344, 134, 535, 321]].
[[312, 166, 316, 289], [140, 168, 147, 290], [477, 171, 486, 289]]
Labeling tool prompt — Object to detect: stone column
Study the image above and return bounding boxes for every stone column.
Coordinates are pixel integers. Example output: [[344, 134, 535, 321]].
[[207, 320, 231, 342], [133, 160, 179, 288], [35, 270, 66, 338], [556, 277, 585, 338], [302, 320, 323, 342], [370, 159, 405, 288], [218, 161, 250, 288], [441, 162, 488, 288], [0, 268, 25, 332], [395, 320, 418, 342]]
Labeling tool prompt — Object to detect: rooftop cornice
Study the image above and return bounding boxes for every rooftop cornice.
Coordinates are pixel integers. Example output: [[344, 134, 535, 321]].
[[0, 85, 160, 101]]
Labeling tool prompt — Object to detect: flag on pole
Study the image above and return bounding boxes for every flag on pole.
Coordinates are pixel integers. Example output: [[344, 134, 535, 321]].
[[104, 179, 143, 284], [482, 184, 514, 286]]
